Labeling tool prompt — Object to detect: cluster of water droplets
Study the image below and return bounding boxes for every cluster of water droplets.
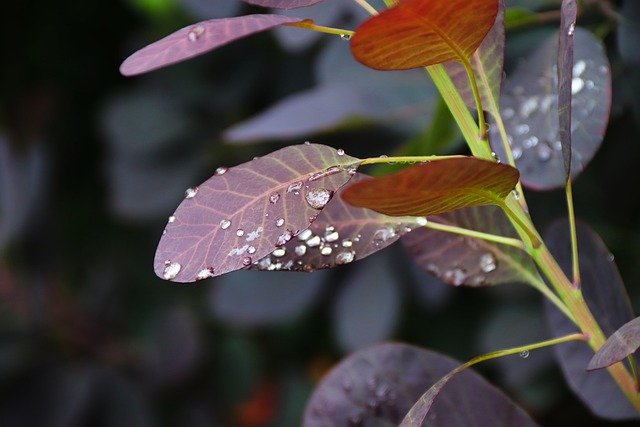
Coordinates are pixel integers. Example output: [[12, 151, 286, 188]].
[[424, 250, 498, 287]]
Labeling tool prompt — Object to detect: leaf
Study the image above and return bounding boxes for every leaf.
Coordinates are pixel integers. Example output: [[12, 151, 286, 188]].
[[445, 0, 505, 116], [618, 0, 640, 66], [403, 205, 541, 287], [350, 0, 499, 70], [588, 317, 640, 371], [154, 143, 361, 282], [489, 28, 611, 190], [241, 0, 323, 9], [120, 14, 305, 76], [248, 173, 425, 271], [557, 0, 578, 180], [544, 219, 638, 420], [302, 343, 539, 427], [341, 157, 519, 217]]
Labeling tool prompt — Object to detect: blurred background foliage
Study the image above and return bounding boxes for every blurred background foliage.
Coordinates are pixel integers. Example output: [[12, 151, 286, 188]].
[[1, 0, 640, 426]]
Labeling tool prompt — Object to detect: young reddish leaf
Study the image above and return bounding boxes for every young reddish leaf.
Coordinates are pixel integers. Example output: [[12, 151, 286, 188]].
[[489, 28, 611, 190], [557, 0, 578, 179], [445, 0, 505, 116], [249, 173, 424, 271], [403, 205, 540, 287], [588, 317, 640, 371], [350, 0, 499, 70], [241, 0, 323, 9], [154, 143, 361, 283], [303, 343, 539, 427], [341, 158, 519, 217], [120, 15, 305, 76], [544, 220, 638, 420]]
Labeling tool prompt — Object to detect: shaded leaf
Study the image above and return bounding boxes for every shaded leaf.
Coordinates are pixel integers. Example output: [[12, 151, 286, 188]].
[[618, 0, 640, 66], [557, 0, 578, 179], [303, 343, 539, 427], [588, 317, 640, 371], [544, 219, 638, 420], [241, 0, 323, 9], [489, 28, 611, 190], [350, 0, 499, 70], [341, 158, 519, 217], [178, 0, 240, 20], [154, 143, 361, 282], [249, 173, 424, 271], [403, 205, 540, 287], [445, 0, 505, 116], [120, 15, 304, 76]]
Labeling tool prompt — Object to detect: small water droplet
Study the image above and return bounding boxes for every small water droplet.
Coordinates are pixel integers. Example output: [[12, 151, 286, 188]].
[[168, 215, 176, 223], [236, 229, 244, 237], [287, 181, 303, 194], [479, 252, 498, 273], [242, 257, 252, 266], [607, 252, 615, 262], [163, 261, 182, 280], [337, 148, 345, 155], [573, 60, 586, 77], [272, 248, 286, 257], [304, 141, 311, 145], [341, 239, 353, 248], [195, 267, 215, 281], [522, 136, 539, 149], [220, 219, 231, 229], [269, 193, 280, 204], [275, 218, 285, 227], [512, 146, 523, 160], [572, 77, 584, 95], [306, 235, 321, 247], [325, 230, 339, 242], [185, 187, 198, 199], [187, 26, 205, 42], [346, 166, 357, 176], [415, 217, 428, 227], [340, 33, 352, 41], [320, 246, 332, 256], [215, 166, 228, 176], [335, 251, 355, 264], [295, 245, 307, 256], [443, 267, 467, 286], [512, 189, 520, 200], [298, 229, 313, 241], [537, 144, 552, 161], [309, 214, 319, 223], [514, 124, 530, 135], [276, 231, 293, 246], [491, 151, 501, 162], [567, 22, 575, 36], [520, 350, 530, 359], [373, 226, 396, 245], [305, 188, 334, 210]]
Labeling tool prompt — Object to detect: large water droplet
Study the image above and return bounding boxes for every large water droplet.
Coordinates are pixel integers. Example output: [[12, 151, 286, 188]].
[[340, 33, 352, 41], [163, 261, 182, 280], [373, 226, 396, 245], [443, 267, 467, 286], [573, 60, 586, 77], [168, 215, 176, 223], [520, 350, 530, 359], [571, 77, 584, 95], [195, 267, 214, 281], [325, 230, 339, 242], [305, 188, 334, 210], [215, 166, 228, 176], [185, 187, 198, 199], [320, 246, 332, 256], [236, 229, 244, 237], [415, 217, 428, 226], [297, 229, 313, 241], [187, 26, 205, 42], [272, 248, 286, 257], [567, 22, 575, 36], [306, 235, 321, 247], [275, 218, 285, 228], [295, 245, 307, 256], [341, 239, 353, 248], [269, 193, 280, 204], [337, 148, 345, 155], [335, 251, 355, 265], [479, 252, 498, 273]]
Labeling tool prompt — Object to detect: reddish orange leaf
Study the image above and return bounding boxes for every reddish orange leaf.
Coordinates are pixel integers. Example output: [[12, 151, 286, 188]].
[[350, 0, 499, 70], [341, 158, 519, 217]]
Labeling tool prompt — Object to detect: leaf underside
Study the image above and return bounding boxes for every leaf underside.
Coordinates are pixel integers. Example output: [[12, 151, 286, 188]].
[[155, 143, 360, 282], [557, 0, 578, 179], [241, 0, 323, 9], [588, 316, 640, 371]]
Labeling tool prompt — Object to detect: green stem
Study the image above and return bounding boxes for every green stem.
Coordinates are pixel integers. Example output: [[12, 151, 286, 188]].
[[283, 22, 355, 38], [359, 154, 465, 166], [462, 60, 487, 141], [353, 0, 378, 15], [629, 355, 639, 392], [424, 221, 524, 249], [566, 179, 581, 288]]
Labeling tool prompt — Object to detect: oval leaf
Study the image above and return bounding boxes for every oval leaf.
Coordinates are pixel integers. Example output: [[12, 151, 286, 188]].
[[350, 0, 499, 70], [120, 15, 304, 76], [154, 143, 360, 282], [241, 0, 323, 9], [303, 343, 539, 427], [341, 157, 519, 217], [588, 316, 640, 371], [404, 205, 541, 287]]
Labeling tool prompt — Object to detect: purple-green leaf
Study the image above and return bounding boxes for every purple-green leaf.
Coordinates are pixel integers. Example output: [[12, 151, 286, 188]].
[[558, 0, 578, 180], [403, 205, 541, 287], [120, 15, 304, 76], [544, 220, 638, 420], [489, 28, 611, 190], [241, 0, 323, 9], [154, 143, 361, 282], [588, 317, 640, 371], [302, 343, 539, 427]]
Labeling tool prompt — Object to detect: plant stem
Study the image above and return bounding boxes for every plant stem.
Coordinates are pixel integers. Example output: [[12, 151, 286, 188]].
[[284, 22, 355, 38], [424, 221, 524, 249], [359, 154, 465, 166], [565, 179, 581, 288], [462, 60, 487, 141], [353, 0, 379, 15]]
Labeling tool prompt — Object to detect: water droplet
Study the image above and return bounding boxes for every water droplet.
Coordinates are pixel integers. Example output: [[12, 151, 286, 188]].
[[553, 140, 563, 151], [537, 144, 552, 161], [573, 60, 586, 77], [337, 148, 345, 155], [341, 239, 353, 248], [325, 230, 339, 242], [275, 218, 285, 228], [346, 166, 357, 176], [236, 229, 244, 237], [416, 217, 428, 227], [257, 257, 272, 270], [340, 33, 352, 41], [298, 229, 313, 241], [304, 141, 311, 145], [187, 26, 204, 42], [306, 235, 321, 247], [168, 215, 176, 223], [571, 77, 584, 95], [512, 146, 523, 160], [512, 189, 520, 200], [185, 187, 198, 199], [242, 257, 252, 266], [522, 136, 539, 149], [491, 151, 501, 162], [287, 181, 303, 194], [308, 166, 341, 182], [163, 261, 182, 280], [215, 166, 228, 176], [320, 246, 332, 256], [305, 188, 334, 210], [196, 267, 215, 281], [567, 22, 575, 36], [336, 251, 355, 264], [272, 248, 286, 257], [520, 350, 530, 359], [479, 252, 497, 273], [373, 226, 396, 245], [247, 246, 256, 254], [245, 227, 263, 242], [276, 231, 293, 246], [514, 124, 530, 135], [295, 245, 307, 256], [269, 193, 280, 204], [443, 267, 467, 286]]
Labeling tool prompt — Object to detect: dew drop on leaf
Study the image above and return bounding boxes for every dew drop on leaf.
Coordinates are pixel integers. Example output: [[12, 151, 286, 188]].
[[247, 246, 256, 254], [195, 267, 214, 281], [340, 34, 352, 41], [325, 230, 339, 242], [269, 192, 281, 204], [163, 261, 182, 280], [306, 235, 321, 247], [272, 248, 286, 257], [372, 226, 396, 245], [337, 148, 345, 155], [341, 239, 353, 248], [220, 219, 231, 230], [480, 252, 498, 273], [305, 188, 334, 210], [295, 245, 307, 256], [236, 229, 244, 237], [242, 257, 252, 266], [214, 166, 228, 176], [276, 231, 293, 246], [184, 187, 198, 199], [167, 215, 176, 223], [275, 218, 285, 227], [320, 246, 332, 256], [520, 350, 530, 359], [443, 267, 467, 286], [287, 181, 303, 194], [415, 217, 428, 226], [187, 26, 204, 42], [297, 229, 313, 241], [335, 250, 355, 265]]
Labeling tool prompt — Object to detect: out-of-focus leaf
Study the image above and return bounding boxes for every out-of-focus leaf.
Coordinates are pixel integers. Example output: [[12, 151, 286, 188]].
[[618, 0, 640, 66], [505, 7, 540, 30], [489, 28, 611, 190], [557, 0, 577, 180], [544, 220, 638, 420], [303, 343, 539, 427], [249, 173, 424, 272], [445, 0, 505, 116], [341, 158, 519, 217], [178, 0, 240, 20], [155, 143, 361, 282], [588, 317, 640, 371], [351, 0, 498, 70], [241, 0, 323, 9], [271, 1, 345, 52], [120, 15, 305, 75], [332, 252, 401, 352], [403, 205, 540, 287], [209, 269, 326, 327]]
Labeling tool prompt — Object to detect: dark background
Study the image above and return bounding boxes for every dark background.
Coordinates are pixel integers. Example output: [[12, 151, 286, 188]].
[[1, 0, 640, 426]]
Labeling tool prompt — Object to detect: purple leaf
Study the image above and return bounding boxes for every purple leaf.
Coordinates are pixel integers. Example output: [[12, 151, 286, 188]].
[[557, 0, 578, 180], [489, 28, 611, 190], [544, 219, 638, 420], [241, 0, 324, 9], [588, 317, 640, 371], [154, 143, 361, 282], [302, 343, 539, 427], [120, 14, 304, 76], [248, 173, 424, 271], [403, 205, 540, 287], [618, 0, 640, 66]]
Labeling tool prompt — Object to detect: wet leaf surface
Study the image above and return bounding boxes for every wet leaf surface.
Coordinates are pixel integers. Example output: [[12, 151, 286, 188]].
[[241, 0, 324, 9], [120, 15, 304, 75], [588, 316, 640, 371], [303, 342, 539, 427], [544, 220, 638, 420], [489, 28, 611, 190], [341, 158, 519, 217], [557, 0, 578, 179], [403, 205, 540, 287], [351, 0, 498, 70], [154, 143, 361, 282]]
